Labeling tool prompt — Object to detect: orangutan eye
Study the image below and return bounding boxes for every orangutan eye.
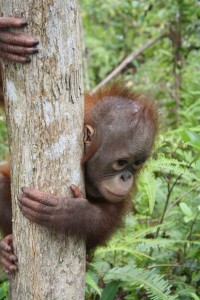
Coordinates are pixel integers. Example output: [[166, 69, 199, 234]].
[[112, 159, 128, 171], [132, 159, 145, 169]]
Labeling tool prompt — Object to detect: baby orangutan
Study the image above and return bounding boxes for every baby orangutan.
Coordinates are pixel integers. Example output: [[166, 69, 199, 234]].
[[0, 17, 158, 274]]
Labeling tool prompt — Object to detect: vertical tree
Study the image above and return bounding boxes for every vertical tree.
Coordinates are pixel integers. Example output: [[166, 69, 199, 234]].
[[0, 0, 86, 299]]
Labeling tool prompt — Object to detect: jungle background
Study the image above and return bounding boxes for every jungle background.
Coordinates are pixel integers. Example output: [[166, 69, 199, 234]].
[[0, 0, 200, 299]]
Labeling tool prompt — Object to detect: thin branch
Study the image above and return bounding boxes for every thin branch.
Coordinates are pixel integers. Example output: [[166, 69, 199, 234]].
[[155, 158, 196, 237], [91, 34, 167, 93], [182, 211, 200, 262], [147, 264, 180, 269], [149, 171, 183, 257], [166, 183, 200, 215]]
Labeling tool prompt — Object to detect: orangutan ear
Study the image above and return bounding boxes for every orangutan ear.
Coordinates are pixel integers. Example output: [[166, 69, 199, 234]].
[[84, 125, 95, 145]]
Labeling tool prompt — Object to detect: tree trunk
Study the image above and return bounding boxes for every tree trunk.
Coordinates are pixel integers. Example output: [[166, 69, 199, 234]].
[[0, 0, 86, 299]]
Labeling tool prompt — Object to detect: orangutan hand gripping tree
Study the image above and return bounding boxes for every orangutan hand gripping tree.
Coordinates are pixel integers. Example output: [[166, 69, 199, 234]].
[[0, 17, 39, 62], [0, 17, 39, 104], [0, 17, 158, 274]]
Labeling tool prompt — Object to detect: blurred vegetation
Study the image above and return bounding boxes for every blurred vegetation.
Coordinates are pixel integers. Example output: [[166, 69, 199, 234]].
[[80, 0, 200, 299], [0, 110, 8, 161], [1, 0, 200, 299]]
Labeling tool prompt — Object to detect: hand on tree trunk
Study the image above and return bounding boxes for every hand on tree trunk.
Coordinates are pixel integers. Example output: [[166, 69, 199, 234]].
[[0, 17, 39, 63], [0, 234, 17, 274]]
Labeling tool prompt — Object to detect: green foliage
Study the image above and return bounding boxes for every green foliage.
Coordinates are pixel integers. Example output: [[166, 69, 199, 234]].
[[104, 264, 178, 300], [0, 281, 9, 300], [86, 273, 101, 296], [100, 281, 120, 300], [82, 0, 200, 299], [0, 115, 8, 161]]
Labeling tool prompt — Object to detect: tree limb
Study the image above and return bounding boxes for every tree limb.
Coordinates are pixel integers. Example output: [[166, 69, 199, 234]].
[[92, 34, 167, 93]]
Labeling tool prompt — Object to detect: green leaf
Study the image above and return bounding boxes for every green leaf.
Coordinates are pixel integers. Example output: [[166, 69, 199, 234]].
[[100, 281, 120, 300], [142, 170, 156, 214], [0, 281, 9, 300], [179, 203, 193, 217], [183, 216, 193, 223], [187, 141, 200, 150], [190, 293, 200, 300], [86, 273, 101, 296]]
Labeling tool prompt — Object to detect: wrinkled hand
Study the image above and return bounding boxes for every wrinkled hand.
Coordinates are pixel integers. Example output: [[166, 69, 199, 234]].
[[0, 17, 39, 63], [0, 234, 18, 274], [18, 185, 84, 230]]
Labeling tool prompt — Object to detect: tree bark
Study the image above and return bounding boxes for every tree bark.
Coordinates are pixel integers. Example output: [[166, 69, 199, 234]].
[[0, 1, 86, 299]]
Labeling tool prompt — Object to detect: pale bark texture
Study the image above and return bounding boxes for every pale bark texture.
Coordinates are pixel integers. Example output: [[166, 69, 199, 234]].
[[0, 0, 86, 299]]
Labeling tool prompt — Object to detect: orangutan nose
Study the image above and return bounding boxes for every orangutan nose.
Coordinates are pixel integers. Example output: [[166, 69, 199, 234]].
[[120, 171, 132, 182]]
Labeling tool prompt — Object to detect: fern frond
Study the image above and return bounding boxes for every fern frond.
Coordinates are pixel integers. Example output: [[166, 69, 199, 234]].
[[104, 264, 178, 300], [140, 169, 156, 214], [120, 223, 169, 239], [97, 238, 191, 258], [147, 157, 196, 180], [97, 246, 152, 260], [86, 273, 101, 296]]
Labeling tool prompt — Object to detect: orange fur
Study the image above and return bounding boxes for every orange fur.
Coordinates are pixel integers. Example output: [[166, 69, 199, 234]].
[[85, 82, 157, 127], [83, 82, 158, 163], [0, 161, 12, 235], [0, 161, 10, 180]]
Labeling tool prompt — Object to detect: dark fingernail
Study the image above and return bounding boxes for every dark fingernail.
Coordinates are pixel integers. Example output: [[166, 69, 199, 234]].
[[32, 48, 39, 54], [21, 20, 28, 26], [25, 58, 31, 63], [32, 40, 39, 46]]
